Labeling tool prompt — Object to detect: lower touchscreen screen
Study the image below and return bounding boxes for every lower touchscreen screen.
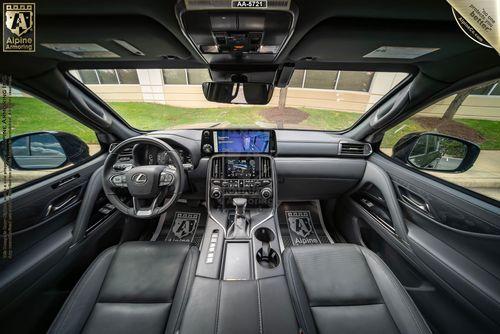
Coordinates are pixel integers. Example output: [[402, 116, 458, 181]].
[[215, 130, 270, 153]]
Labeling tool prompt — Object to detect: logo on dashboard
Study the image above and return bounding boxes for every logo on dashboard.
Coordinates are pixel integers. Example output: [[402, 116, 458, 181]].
[[132, 173, 148, 184]]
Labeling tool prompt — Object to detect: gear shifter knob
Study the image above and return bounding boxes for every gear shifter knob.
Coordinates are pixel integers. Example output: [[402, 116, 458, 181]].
[[232, 197, 247, 217]]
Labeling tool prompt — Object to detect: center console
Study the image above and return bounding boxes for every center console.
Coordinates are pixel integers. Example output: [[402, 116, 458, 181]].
[[197, 129, 282, 281], [181, 129, 298, 333]]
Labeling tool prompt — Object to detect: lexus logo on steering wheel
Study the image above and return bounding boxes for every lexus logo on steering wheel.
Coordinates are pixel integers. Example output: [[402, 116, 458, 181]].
[[132, 173, 148, 184]]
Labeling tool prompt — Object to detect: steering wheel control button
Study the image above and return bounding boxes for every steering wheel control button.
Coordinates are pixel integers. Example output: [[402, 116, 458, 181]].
[[110, 175, 126, 187], [159, 169, 175, 186]]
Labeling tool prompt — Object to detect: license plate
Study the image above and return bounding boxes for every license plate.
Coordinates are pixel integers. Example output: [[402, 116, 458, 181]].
[[231, 1, 267, 8]]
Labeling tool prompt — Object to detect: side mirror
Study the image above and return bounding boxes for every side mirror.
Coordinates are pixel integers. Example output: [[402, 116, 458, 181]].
[[0, 131, 90, 170], [392, 132, 480, 173], [202, 82, 274, 105]]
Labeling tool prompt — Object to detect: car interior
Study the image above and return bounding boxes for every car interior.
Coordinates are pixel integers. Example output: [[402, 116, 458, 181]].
[[0, 1, 499, 333]]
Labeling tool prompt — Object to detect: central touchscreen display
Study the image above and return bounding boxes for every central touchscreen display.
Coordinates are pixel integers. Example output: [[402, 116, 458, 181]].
[[214, 130, 270, 153], [225, 158, 257, 179]]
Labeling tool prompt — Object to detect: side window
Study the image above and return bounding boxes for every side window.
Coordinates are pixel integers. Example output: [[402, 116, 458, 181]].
[[382, 80, 500, 202], [1, 90, 101, 189]]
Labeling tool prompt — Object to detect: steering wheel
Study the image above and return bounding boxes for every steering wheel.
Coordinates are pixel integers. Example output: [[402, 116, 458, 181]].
[[102, 136, 183, 219]]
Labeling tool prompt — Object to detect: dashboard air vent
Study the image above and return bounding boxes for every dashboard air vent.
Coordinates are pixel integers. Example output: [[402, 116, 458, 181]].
[[339, 142, 372, 157], [260, 157, 272, 178], [212, 157, 223, 178], [117, 146, 133, 162]]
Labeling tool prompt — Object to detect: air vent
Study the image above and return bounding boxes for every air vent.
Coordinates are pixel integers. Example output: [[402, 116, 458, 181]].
[[117, 147, 134, 162], [339, 142, 372, 157], [260, 157, 272, 178], [212, 157, 223, 178]]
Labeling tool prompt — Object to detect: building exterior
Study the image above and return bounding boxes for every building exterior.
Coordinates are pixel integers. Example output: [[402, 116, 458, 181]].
[[69, 69, 500, 120]]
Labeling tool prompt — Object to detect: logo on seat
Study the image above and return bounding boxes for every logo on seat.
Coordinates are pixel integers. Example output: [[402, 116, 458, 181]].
[[131, 173, 148, 184]]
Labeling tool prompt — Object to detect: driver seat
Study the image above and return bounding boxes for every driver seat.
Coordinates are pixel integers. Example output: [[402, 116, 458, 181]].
[[48, 242, 198, 334]]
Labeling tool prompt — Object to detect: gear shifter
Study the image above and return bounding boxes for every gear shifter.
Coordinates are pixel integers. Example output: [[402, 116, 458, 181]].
[[227, 198, 249, 239]]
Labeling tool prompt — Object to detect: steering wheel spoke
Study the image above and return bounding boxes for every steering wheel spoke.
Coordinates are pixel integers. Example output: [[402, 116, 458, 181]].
[[132, 194, 161, 217]]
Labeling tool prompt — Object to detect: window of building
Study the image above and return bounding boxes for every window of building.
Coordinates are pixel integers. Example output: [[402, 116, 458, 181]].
[[162, 69, 187, 84], [116, 69, 139, 84], [336, 71, 374, 92], [289, 70, 305, 88], [187, 69, 211, 85], [303, 70, 337, 89], [96, 70, 119, 84], [77, 70, 99, 84]]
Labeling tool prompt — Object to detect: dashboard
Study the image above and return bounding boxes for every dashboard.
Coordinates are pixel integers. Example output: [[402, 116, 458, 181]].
[[111, 129, 371, 202]]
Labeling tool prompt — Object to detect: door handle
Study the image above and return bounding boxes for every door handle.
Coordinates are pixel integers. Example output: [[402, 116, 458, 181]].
[[398, 186, 431, 214], [45, 194, 78, 217]]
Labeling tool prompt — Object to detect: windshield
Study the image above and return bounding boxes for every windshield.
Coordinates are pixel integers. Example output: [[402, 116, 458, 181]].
[[70, 69, 408, 131]]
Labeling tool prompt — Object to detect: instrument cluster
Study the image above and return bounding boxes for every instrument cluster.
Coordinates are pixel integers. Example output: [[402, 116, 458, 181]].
[[140, 144, 193, 167]]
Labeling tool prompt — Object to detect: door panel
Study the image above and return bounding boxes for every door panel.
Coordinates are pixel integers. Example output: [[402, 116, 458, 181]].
[[0, 154, 117, 327], [339, 153, 500, 334], [1, 155, 105, 259]]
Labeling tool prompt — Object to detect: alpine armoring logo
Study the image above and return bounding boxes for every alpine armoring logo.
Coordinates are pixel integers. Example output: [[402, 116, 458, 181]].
[[3, 3, 35, 52]]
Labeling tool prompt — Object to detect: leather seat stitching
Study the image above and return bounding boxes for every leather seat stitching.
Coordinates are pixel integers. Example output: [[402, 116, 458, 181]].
[[287, 248, 312, 334], [172, 246, 196, 331], [215, 279, 222, 334], [53, 247, 115, 333], [256, 279, 263, 334], [363, 248, 428, 334]]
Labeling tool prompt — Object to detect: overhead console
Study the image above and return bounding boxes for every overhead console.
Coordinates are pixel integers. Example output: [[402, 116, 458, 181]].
[[201, 129, 277, 156], [176, 0, 296, 64]]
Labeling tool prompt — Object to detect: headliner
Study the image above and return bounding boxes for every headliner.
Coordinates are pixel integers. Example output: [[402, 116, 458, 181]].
[[0, 0, 498, 84]]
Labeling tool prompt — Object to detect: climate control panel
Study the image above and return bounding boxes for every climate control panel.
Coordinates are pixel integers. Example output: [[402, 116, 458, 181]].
[[210, 179, 273, 200], [209, 155, 274, 207]]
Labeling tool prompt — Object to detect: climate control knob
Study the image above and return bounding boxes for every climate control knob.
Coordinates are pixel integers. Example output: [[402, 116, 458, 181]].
[[211, 186, 222, 199], [260, 187, 272, 200]]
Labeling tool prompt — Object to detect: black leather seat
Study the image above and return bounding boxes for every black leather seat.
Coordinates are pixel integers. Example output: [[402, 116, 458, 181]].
[[283, 244, 431, 334], [48, 242, 198, 334]]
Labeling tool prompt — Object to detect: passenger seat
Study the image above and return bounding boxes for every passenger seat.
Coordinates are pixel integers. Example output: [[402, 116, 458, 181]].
[[283, 244, 431, 334]]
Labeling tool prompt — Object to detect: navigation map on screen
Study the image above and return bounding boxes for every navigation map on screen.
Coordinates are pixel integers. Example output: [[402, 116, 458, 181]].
[[215, 130, 270, 153]]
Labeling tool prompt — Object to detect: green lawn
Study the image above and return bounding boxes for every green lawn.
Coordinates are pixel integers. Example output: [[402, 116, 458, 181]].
[[11, 97, 99, 144], [109, 102, 266, 130], [9, 96, 500, 149]]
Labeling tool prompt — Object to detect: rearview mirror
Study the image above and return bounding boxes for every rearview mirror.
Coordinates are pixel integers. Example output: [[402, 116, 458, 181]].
[[392, 132, 480, 173], [0, 131, 90, 170], [202, 82, 274, 105]]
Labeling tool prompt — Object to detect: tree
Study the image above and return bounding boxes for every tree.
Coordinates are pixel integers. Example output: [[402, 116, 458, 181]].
[[278, 87, 288, 110], [441, 87, 475, 121]]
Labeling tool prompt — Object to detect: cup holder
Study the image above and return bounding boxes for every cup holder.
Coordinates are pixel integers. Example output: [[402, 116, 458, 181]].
[[254, 227, 275, 243], [256, 248, 280, 268], [254, 227, 279, 268]]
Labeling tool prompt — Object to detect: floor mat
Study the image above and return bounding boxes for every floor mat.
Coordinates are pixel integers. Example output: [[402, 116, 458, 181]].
[[150, 203, 207, 248], [277, 201, 334, 247]]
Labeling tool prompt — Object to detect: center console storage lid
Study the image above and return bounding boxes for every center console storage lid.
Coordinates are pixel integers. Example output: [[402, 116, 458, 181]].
[[179, 276, 298, 334]]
